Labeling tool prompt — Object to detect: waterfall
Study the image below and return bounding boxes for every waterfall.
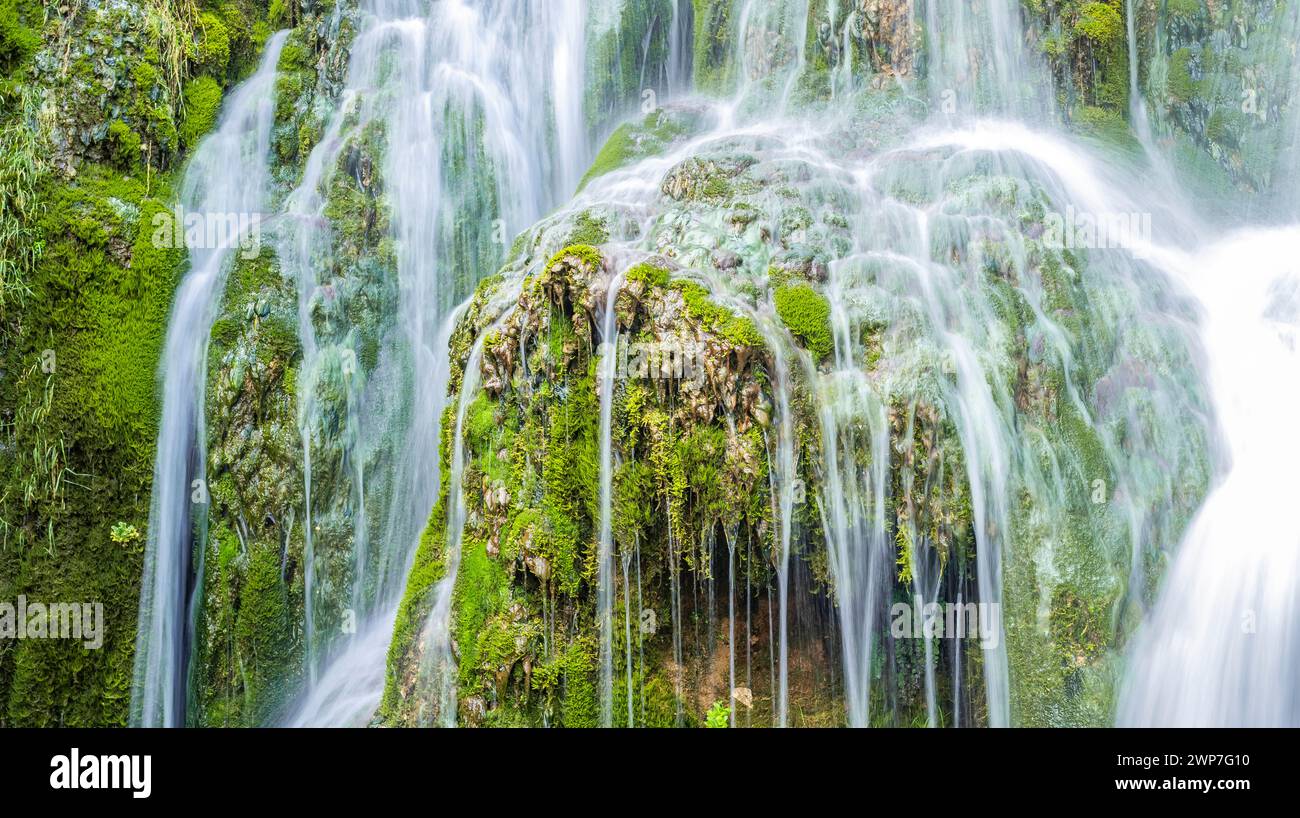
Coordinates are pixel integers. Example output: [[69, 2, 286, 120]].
[[734, 0, 810, 111], [597, 269, 625, 728], [667, 0, 693, 94], [922, 0, 1049, 118], [915, 118, 1300, 728], [1123, 0, 1148, 142], [130, 32, 289, 728], [565, 0, 1220, 729], [1118, 227, 1300, 727], [281, 0, 592, 726], [132, 0, 1300, 730], [1115, 3, 1300, 728], [768, 343, 797, 728]]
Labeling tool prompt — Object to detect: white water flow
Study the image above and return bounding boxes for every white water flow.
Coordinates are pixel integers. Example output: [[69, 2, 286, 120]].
[[818, 250, 890, 727], [922, 0, 1048, 118], [667, 0, 692, 94], [733, 0, 809, 113], [1119, 228, 1300, 726], [597, 270, 625, 728], [130, 32, 288, 728], [1123, 0, 1149, 144], [770, 342, 798, 728], [919, 120, 1300, 726], [726, 525, 736, 728], [282, 75, 356, 688], [282, 0, 590, 726]]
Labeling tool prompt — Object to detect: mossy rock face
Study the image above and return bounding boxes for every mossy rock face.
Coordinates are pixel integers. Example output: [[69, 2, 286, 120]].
[[579, 106, 701, 191], [378, 54, 1214, 725], [0, 0, 281, 726], [0, 0, 41, 77], [0, 161, 185, 726], [193, 247, 306, 727], [584, 0, 676, 135], [23, 0, 275, 175], [271, 12, 362, 173], [773, 281, 832, 360], [191, 19, 411, 719], [382, 234, 787, 727]]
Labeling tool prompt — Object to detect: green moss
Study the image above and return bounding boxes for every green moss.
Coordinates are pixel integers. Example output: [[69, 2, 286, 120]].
[[271, 31, 319, 164], [0, 0, 286, 728], [578, 109, 690, 191], [379, 495, 450, 721], [773, 281, 833, 360], [451, 536, 511, 688], [705, 699, 730, 727], [0, 85, 46, 314], [231, 543, 298, 724], [559, 635, 599, 727], [1166, 48, 1200, 105], [466, 390, 499, 453], [545, 244, 603, 275], [267, 0, 292, 27], [692, 0, 736, 95], [566, 210, 609, 246], [1050, 586, 1111, 662], [1072, 2, 1124, 45], [626, 262, 670, 289], [0, 0, 40, 76], [1, 161, 185, 725], [194, 11, 232, 77], [179, 76, 224, 150], [671, 279, 765, 348], [106, 121, 143, 170], [1165, 0, 1199, 22], [538, 371, 600, 597]]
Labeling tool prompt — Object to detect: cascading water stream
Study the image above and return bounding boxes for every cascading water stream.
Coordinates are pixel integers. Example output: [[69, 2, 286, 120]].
[[767, 338, 798, 727], [922, 0, 1048, 118], [282, 0, 593, 726], [667, 0, 693, 94], [597, 270, 626, 728], [130, 32, 289, 728], [420, 294, 520, 726], [916, 116, 1300, 727], [1118, 227, 1300, 726]]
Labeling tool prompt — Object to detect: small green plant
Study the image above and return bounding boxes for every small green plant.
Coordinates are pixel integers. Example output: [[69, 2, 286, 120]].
[[110, 521, 142, 544], [705, 700, 729, 728]]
